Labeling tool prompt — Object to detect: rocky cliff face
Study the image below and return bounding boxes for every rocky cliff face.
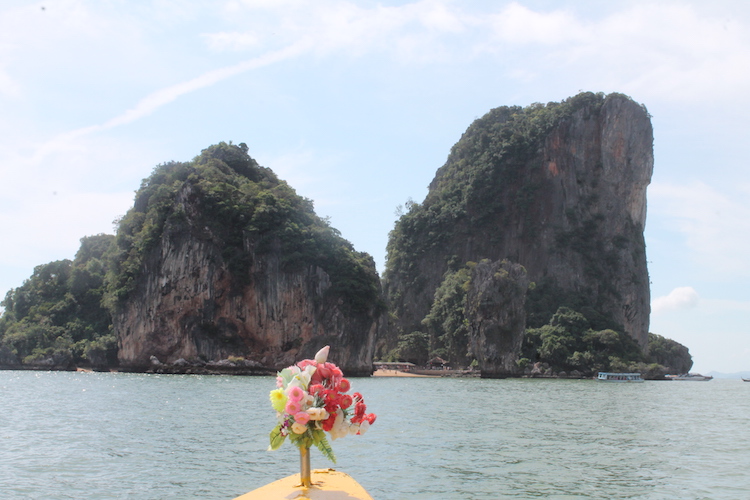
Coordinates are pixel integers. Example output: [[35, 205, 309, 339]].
[[116, 236, 378, 375], [466, 260, 529, 377], [113, 143, 381, 375], [385, 92, 653, 357]]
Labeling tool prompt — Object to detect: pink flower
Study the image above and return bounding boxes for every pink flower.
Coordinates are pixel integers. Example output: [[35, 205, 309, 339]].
[[294, 411, 311, 425], [297, 359, 316, 369], [287, 386, 305, 401], [285, 400, 301, 415]]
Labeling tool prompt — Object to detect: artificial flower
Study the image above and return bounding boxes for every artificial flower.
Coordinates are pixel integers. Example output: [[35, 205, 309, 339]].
[[329, 409, 349, 441], [315, 345, 330, 363], [338, 378, 351, 393], [307, 407, 329, 420], [287, 385, 305, 401], [270, 388, 287, 413], [267, 346, 376, 464], [285, 400, 301, 415], [294, 411, 311, 425], [358, 420, 370, 435], [339, 394, 353, 409]]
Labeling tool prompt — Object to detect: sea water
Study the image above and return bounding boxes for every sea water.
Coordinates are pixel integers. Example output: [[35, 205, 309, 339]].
[[1, 371, 749, 500]]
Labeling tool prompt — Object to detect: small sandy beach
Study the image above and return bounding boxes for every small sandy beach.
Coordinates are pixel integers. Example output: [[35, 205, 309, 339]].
[[372, 369, 439, 378]]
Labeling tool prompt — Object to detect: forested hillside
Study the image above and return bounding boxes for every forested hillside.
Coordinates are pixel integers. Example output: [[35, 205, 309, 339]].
[[1, 142, 383, 372], [0, 234, 116, 369]]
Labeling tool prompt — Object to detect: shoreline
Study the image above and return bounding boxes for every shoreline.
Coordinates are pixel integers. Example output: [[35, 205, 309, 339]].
[[372, 369, 439, 377], [372, 368, 481, 378]]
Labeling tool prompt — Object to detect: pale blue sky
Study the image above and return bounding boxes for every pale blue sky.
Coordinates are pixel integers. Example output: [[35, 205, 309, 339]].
[[1, 0, 748, 373]]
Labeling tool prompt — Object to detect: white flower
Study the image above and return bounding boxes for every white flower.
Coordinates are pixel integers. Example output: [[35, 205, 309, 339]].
[[329, 409, 349, 441], [358, 421, 370, 435], [289, 365, 315, 389], [315, 346, 330, 364], [307, 407, 329, 420]]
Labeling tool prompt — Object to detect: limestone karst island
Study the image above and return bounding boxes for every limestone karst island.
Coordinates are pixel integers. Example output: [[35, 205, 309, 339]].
[[0, 92, 692, 379]]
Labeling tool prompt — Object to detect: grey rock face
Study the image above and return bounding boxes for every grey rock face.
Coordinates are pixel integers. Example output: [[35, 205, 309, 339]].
[[386, 93, 653, 357], [466, 260, 529, 377], [115, 203, 381, 376]]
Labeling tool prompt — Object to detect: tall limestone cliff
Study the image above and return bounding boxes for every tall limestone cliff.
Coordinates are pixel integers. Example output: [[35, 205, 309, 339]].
[[384, 92, 653, 363], [108, 143, 383, 375]]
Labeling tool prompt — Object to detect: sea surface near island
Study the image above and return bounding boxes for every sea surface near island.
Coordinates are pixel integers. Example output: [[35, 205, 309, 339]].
[[1, 371, 748, 500]]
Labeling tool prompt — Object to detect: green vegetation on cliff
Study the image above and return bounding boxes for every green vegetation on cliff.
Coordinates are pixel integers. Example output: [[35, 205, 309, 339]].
[[0, 234, 116, 369], [386, 92, 614, 285], [107, 142, 382, 315], [383, 259, 692, 376]]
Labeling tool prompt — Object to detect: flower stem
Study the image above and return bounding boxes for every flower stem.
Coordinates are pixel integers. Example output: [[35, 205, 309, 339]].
[[300, 447, 311, 487]]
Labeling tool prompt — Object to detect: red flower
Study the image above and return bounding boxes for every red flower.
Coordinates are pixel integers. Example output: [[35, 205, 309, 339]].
[[355, 402, 366, 418], [340, 394, 353, 409], [365, 413, 377, 425], [337, 378, 351, 393], [329, 365, 343, 379], [317, 364, 332, 381], [322, 413, 337, 432]]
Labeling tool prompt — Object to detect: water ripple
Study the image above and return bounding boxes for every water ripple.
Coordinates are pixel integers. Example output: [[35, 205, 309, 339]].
[[2, 373, 749, 499]]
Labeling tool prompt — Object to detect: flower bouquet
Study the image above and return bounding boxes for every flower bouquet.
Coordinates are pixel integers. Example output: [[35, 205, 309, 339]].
[[268, 346, 376, 465]]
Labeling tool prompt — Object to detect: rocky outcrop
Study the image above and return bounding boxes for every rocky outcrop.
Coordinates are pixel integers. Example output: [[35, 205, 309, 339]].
[[116, 235, 378, 375], [0, 345, 20, 368], [113, 143, 382, 375], [466, 260, 529, 377], [385, 92, 654, 360]]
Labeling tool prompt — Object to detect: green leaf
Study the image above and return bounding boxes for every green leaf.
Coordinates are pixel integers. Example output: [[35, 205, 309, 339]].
[[269, 424, 286, 451], [313, 432, 336, 464]]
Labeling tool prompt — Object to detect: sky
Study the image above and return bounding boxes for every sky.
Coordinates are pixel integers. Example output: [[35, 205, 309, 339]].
[[1, 0, 749, 374]]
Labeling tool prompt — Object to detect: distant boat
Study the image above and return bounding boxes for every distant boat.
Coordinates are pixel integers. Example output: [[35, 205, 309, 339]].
[[665, 373, 713, 381], [596, 372, 644, 382], [742, 377, 750, 382]]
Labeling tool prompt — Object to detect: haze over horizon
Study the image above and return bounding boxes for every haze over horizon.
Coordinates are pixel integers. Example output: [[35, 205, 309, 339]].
[[1, 0, 748, 374]]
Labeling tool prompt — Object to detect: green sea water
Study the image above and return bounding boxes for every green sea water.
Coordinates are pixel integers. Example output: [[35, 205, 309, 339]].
[[1, 371, 748, 499]]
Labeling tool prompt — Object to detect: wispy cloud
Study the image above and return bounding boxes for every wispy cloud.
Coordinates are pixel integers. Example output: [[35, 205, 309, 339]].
[[101, 41, 311, 128], [649, 181, 750, 277], [208, 1, 750, 103], [30, 40, 312, 166]]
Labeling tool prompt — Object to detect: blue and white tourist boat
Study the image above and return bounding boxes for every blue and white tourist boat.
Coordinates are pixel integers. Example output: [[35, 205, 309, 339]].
[[596, 372, 644, 382]]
